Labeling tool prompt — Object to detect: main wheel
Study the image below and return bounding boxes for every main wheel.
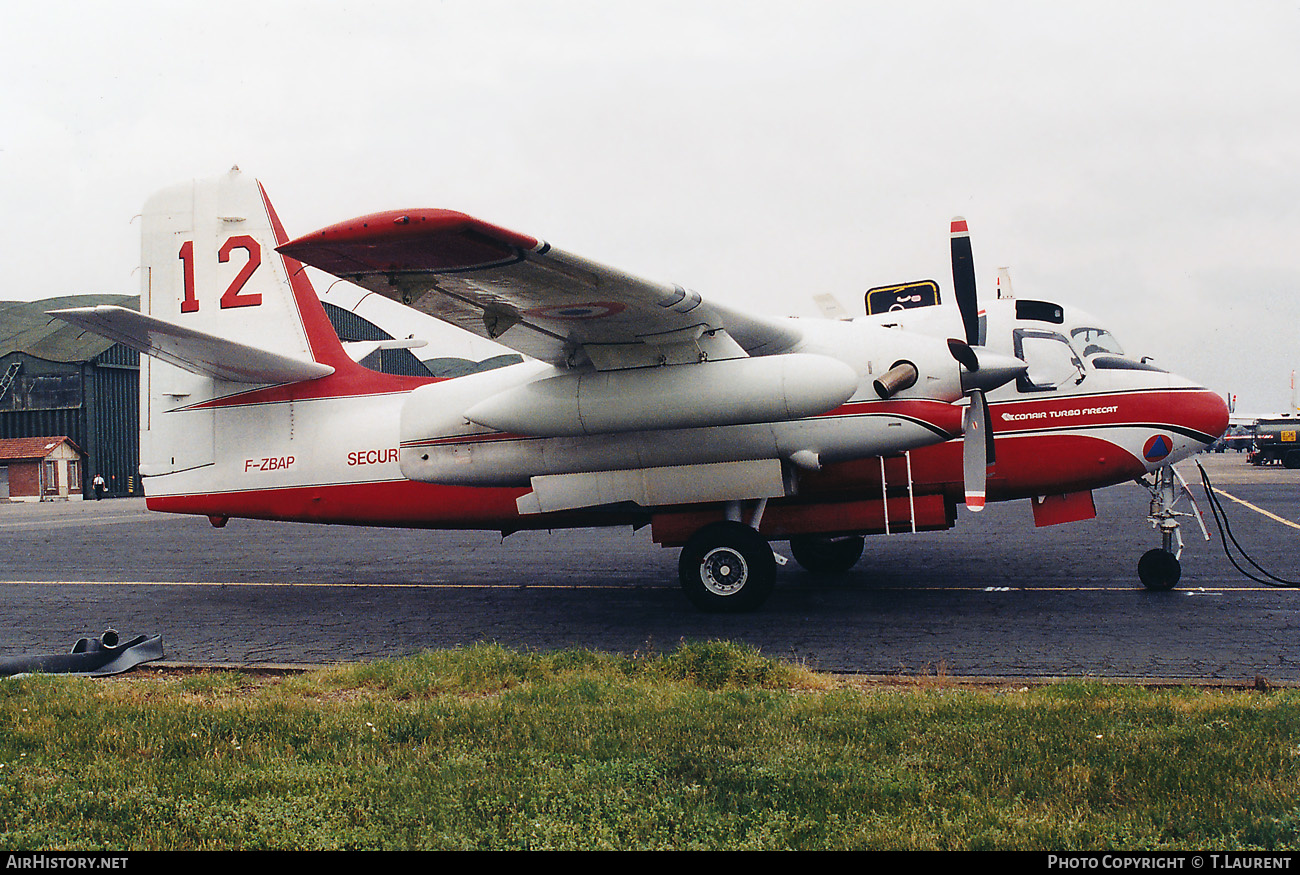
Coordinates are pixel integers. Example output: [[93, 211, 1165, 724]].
[[789, 534, 865, 574], [678, 521, 777, 612], [1138, 548, 1181, 591]]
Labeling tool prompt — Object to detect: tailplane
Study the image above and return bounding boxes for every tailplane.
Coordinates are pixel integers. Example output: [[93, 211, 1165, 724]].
[[48, 306, 334, 383]]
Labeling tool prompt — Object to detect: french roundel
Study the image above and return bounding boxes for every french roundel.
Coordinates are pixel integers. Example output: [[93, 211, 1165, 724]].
[[1143, 434, 1174, 463], [525, 301, 627, 320]]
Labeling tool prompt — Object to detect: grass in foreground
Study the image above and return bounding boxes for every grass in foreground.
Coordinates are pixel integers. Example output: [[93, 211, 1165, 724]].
[[1, 641, 1299, 850]]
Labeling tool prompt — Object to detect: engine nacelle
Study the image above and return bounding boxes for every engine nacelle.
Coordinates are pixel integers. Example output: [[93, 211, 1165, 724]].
[[461, 353, 859, 437], [396, 319, 969, 488]]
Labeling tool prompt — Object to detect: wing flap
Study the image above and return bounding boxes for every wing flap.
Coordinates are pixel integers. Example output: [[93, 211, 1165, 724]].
[[50, 306, 334, 384]]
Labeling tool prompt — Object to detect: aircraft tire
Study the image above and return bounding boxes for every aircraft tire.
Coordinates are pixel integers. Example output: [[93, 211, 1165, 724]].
[[1138, 548, 1181, 591], [789, 534, 865, 574], [679, 521, 776, 612]]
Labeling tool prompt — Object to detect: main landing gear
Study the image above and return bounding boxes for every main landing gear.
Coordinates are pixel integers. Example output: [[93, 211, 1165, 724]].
[[788, 534, 866, 574], [1138, 464, 1208, 591], [679, 520, 776, 612], [677, 498, 870, 611]]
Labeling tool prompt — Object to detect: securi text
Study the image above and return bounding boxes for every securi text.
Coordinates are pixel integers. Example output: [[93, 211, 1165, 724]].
[[348, 448, 398, 466]]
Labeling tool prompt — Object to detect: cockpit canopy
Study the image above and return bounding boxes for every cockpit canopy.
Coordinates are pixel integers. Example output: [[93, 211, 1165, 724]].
[[857, 286, 1167, 392], [1010, 300, 1166, 392]]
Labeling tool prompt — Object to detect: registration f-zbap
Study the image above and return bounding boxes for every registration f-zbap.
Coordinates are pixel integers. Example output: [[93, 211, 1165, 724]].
[[53, 170, 1227, 610]]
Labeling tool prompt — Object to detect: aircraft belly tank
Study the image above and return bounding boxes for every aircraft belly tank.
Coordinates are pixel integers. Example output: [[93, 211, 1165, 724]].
[[461, 353, 859, 437]]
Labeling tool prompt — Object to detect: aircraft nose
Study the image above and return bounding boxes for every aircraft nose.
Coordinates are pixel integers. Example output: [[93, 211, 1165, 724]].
[[1186, 387, 1230, 448]]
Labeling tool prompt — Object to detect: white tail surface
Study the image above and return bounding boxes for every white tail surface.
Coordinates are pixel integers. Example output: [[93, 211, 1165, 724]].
[[137, 168, 333, 476]]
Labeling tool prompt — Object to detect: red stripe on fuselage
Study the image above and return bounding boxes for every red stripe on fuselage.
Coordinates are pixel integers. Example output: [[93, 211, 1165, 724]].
[[146, 478, 634, 531], [799, 432, 1147, 504], [799, 387, 1227, 504], [990, 387, 1227, 442]]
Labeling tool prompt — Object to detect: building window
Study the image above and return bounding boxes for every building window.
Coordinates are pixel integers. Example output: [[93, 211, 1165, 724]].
[[44, 460, 58, 492]]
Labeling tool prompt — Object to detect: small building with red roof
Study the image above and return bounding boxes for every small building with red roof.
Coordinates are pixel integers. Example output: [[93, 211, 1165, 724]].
[[0, 436, 84, 501]]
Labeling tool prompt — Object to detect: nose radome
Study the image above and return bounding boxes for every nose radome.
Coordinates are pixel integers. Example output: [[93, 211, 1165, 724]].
[[1191, 389, 1230, 447]]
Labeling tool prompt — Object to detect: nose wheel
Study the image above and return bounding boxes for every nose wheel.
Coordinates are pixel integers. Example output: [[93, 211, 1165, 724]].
[[1138, 465, 1208, 591], [1138, 547, 1181, 591]]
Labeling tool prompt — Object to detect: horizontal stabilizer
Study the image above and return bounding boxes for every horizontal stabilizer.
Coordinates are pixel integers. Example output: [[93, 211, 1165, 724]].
[[342, 337, 428, 363], [49, 305, 334, 384]]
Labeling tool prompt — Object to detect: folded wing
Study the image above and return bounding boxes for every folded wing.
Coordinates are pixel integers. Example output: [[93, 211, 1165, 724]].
[[278, 210, 802, 370]]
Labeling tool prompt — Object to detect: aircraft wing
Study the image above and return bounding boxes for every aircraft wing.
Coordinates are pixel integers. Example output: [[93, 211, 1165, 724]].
[[49, 305, 335, 384], [278, 210, 803, 370]]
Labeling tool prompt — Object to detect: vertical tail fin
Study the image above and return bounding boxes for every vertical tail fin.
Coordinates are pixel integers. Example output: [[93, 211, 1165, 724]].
[[49, 169, 430, 481], [140, 167, 348, 367], [128, 169, 358, 475]]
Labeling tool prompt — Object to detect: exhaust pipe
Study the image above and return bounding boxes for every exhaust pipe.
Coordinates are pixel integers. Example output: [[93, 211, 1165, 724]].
[[873, 361, 919, 399]]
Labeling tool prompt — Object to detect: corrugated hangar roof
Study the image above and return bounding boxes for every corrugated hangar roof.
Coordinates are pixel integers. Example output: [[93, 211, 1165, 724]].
[[0, 295, 139, 363]]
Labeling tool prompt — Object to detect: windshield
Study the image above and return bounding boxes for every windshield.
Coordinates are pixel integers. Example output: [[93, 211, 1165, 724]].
[[1070, 327, 1124, 358], [1014, 329, 1085, 392]]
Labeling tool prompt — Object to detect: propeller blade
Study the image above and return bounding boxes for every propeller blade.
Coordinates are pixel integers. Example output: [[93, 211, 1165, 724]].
[[947, 337, 979, 372], [983, 390, 997, 466], [950, 217, 980, 346], [963, 389, 990, 512]]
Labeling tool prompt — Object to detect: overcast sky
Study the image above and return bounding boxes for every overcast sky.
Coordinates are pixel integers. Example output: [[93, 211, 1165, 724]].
[[2, 1, 1297, 414]]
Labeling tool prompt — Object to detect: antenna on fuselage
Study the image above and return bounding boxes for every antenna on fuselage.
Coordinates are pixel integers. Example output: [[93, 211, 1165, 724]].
[[996, 267, 1014, 300]]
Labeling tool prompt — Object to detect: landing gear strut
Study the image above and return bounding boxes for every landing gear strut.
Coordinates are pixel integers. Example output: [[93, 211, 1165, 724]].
[[1138, 465, 1208, 591]]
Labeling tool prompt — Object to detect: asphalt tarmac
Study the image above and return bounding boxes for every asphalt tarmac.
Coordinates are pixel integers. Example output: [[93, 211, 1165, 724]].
[[2, 452, 1297, 680]]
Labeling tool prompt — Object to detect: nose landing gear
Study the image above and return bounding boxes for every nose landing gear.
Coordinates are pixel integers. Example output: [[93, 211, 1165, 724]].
[[1138, 465, 1209, 591]]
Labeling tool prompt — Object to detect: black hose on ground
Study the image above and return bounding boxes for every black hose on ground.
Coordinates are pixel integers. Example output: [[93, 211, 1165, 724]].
[[1196, 460, 1300, 587]]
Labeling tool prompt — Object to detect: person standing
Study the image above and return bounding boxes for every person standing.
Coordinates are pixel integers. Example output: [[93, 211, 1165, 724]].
[[92, 473, 105, 500]]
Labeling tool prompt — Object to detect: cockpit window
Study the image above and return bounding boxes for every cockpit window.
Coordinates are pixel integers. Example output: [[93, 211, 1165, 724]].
[[1013, 328, 1085, 392], [1070, 327, 1124, 358]]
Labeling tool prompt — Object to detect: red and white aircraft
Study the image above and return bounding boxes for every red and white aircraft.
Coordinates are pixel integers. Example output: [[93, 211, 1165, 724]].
[[53, 170, 1228, 610]]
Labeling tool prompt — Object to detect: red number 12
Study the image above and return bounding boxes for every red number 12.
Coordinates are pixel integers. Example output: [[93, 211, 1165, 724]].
[[177, 236, 263, 313]]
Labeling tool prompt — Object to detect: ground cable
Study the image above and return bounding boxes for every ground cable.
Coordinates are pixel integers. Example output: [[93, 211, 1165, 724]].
[[1195, 460, 1300, 587]]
